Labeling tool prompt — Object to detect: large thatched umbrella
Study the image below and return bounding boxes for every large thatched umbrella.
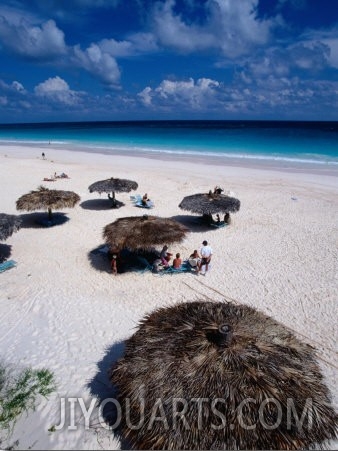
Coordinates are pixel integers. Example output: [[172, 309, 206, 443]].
[[0, 213, 22, 242], [103, 214, 189, 251], [88, 177, 138, 207], [16, 186, 80, 221], [110, 301, 337, 450], [179, 192, 240, 224]]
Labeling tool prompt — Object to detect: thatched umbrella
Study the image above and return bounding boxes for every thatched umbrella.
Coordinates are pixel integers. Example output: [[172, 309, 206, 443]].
[[103, 214, 189, 251], [0, 213, 22, 242], [179, 192, 240, 224], [88, 177, 138, 207], [16, 186, 80, 221], [110, 301, 337, 450]]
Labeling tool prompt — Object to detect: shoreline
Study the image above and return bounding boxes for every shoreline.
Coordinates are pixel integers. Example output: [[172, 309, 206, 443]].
[[1, 142, 338, 177]]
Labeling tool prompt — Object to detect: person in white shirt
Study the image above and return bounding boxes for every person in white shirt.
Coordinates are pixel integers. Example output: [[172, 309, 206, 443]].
[[197, 240, 212, 274]]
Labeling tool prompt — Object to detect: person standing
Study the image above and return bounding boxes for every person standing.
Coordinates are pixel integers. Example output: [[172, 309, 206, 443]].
[[197, 240, 212, 275], [111, 254, 118, 275]]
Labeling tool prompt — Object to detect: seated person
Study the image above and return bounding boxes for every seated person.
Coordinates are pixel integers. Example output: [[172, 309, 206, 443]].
[[188, 249, 201, 268], [142, 193, 150, 206], [215, 214, 221, 223], [224, 212, 231, 224], [152, 258, 162, 274], [160, 245, 172, 267], [214, 186, 224, 195], [172, 253, 182, 269]]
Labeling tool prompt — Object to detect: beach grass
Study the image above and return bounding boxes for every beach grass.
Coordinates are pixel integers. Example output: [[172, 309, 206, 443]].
[[0, 361, 56, 433]]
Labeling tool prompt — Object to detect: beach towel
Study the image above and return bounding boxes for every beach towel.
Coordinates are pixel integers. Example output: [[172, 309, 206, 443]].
[[0, 260, 17, 273]]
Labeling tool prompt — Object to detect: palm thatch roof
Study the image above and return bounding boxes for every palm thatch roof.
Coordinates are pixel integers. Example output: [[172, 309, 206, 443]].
[[0, 213, 22, 242], [88, 178, 138, 195], [179, 192, 240, 215], [103, 215, 189, 251], [16, 186, 80, 220], [110, 300, 337, 450]]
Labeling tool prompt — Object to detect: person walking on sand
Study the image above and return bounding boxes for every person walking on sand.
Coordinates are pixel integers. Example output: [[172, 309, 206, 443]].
[[197, 240, 212, 275]]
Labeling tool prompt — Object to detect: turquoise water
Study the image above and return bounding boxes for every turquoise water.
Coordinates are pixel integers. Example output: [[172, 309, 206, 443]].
[[0, 120, 337, 167]]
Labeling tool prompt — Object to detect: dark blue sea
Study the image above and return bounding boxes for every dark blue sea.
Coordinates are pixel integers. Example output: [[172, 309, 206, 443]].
[[0, 120, 337, 168]]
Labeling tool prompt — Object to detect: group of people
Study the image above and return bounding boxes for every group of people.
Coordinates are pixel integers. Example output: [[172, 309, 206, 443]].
[[189, 240, 213, 275], [55, 172, 69, 179], [109, 239, 213, 276], [159, 240, 213, 275], [43, 172, 70, 182], [202, 212, 231, 225]]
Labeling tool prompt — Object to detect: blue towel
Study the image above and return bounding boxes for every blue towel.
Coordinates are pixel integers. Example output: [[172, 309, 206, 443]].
[[0, 260, 17, 273]]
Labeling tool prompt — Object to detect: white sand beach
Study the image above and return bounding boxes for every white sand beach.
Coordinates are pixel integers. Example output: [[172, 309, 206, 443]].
[[0, 145, 337, 450]]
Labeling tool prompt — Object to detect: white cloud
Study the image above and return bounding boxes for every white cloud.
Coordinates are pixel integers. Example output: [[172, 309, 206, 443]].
[[237, 39, 331, 88], [150, 0, 274, 57], [135, 72, 338, 118], [295, 28, 338, 68], [151, 0, 215, 52], [99, 38, 134, 57], [209, 0, 273, 55], [72, 44, 120, 86], [138, 87, 152, 105], [12, 81, 26, 93], [138, 77, 220, 109], [34, 76, 80, 105], [323, 38, 338, 68], [0, 96, 7, 106], [18, 100, 31, 109], [128, 32, 159, 53], [289, 41, 330, 70], [0, 78, 26, 94], [99, 33, 158, 57], [0, 16, 66, 59]]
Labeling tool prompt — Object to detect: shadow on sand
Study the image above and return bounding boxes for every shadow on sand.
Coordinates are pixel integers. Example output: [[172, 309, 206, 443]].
[[170, 214, 215, 232], [88, 245, 156, 274], [81, 199, 125, 211], [87, 340, 132, 449], [88, 245, 111, 273], [0, 244, 12, 262], [18, 212, 70, 228]]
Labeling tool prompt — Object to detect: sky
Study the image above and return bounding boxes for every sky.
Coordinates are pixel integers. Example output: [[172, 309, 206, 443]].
[[0, 0, 337, 123]]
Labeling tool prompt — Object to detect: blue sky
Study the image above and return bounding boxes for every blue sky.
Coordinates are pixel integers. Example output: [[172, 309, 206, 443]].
[[0, 0, 337, 123]]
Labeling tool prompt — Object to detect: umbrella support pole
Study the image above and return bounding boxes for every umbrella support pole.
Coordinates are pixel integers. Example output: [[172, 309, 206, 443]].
[[48, 208, 53, 221], [108, 192, 117, 208]]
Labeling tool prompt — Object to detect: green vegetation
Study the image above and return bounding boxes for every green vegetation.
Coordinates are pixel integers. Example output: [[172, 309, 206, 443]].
[[0, 362, 56, 433]]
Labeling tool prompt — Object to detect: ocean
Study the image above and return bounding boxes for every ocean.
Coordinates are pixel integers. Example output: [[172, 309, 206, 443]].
[[0, 120, 337, 171]]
